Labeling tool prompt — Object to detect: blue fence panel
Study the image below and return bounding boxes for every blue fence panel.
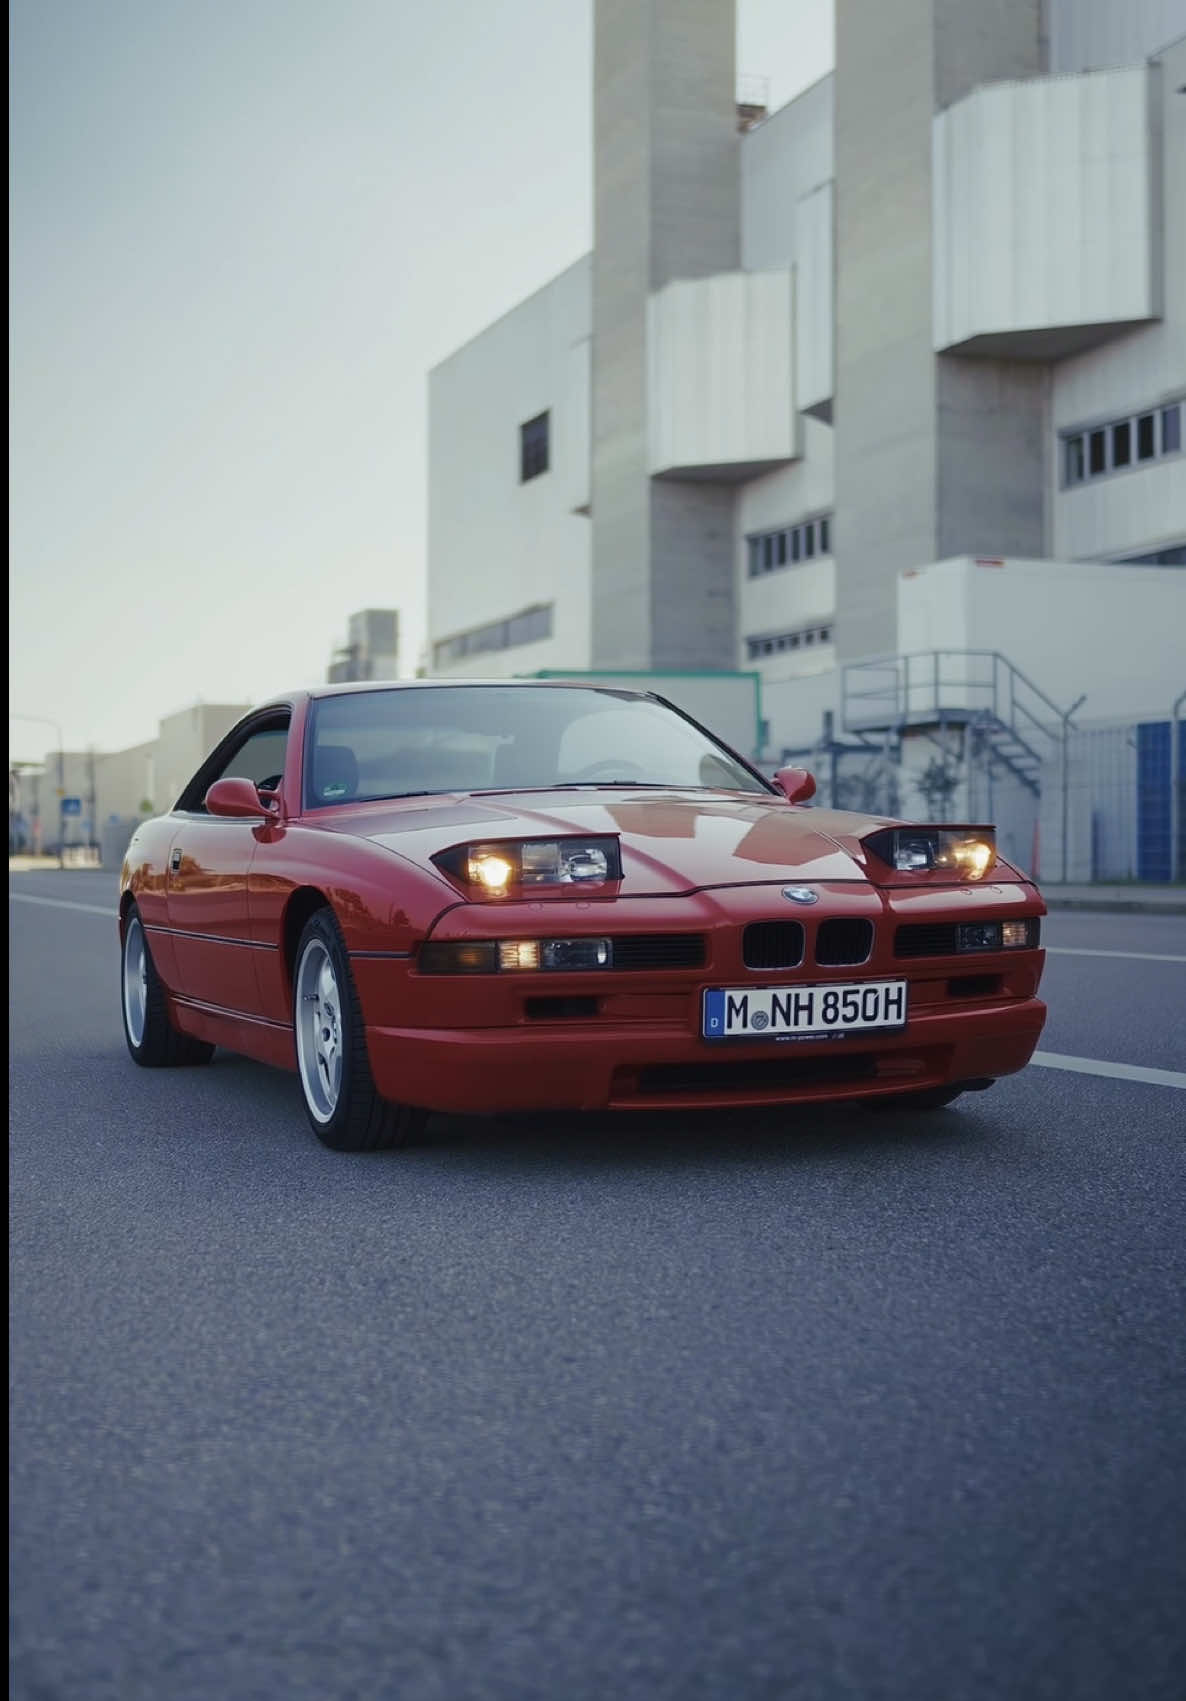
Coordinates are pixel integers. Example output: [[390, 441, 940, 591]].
[[1136, 722, 1171, 881]]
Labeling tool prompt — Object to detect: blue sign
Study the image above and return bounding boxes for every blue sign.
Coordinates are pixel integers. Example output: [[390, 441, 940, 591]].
[[61, 797, 82, 816]]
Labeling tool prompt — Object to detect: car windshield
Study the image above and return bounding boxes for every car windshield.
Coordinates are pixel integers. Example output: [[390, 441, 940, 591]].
[[305, 686, 770, 808]]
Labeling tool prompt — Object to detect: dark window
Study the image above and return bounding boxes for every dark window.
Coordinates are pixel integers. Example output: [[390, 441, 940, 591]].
[[762, 535, 775, 571], [804, 630, 815, 646], [1112, 420, 1131, 468], [789, 633, 800, 649], [820, 516, 830, 552], [803, 523, 816, 559], [218, 728, 289, 791], [747, 537, 761, 577], [1065, 435, 1085, 483], [434, 605, 553, 669], [1137, 414, 1156, 460], [519, 412, 550, 482], [820, 626, 832, 643], [1089, 430, 1107, 474], [1164, 405, 1182, 454], [776, 530, 787, 566], [791, 527, 801, 562]]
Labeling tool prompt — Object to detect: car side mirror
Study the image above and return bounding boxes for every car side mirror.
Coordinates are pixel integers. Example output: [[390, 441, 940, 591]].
[[205, 777, 277, 818], [772, 766, 817, 805]]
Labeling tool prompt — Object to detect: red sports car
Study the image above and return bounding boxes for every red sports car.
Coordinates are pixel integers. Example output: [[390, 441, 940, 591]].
[[118, 680, 1047, 1150]]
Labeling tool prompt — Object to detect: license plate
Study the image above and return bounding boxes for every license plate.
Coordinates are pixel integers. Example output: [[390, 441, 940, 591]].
[[702, 980, 908, 1041]]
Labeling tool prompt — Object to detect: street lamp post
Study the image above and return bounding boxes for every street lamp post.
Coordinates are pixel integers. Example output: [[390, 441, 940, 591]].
[[11, 713, 66, 869]]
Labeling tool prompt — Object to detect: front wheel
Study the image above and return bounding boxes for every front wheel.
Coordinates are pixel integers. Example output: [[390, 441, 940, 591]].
[[292, 909, 425, 1152], [121, 905, 215, 1067]]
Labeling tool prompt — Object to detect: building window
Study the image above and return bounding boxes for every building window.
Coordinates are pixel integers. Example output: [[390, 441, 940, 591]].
[[519, 412, 550, 482], [1114, 543, 1186, 567], [1062, 398, 1184, 488], [433, 603, 553, 670], [745, 513, 834, 577], [745, 623, 835, 661]]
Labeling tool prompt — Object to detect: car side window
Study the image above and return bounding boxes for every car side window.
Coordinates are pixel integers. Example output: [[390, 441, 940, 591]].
[[213, 728, 289, 795]]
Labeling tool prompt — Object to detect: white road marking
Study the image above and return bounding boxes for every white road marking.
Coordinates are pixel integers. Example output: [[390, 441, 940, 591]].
[[9, 893, 114, 917], [1032, 1052, 1186, 1090], [1045, 946, 1186, 964]]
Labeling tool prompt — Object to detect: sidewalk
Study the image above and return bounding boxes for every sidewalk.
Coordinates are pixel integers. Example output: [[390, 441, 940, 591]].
[[8, 853, 103, 873], [1039, 883, 1186, 916]]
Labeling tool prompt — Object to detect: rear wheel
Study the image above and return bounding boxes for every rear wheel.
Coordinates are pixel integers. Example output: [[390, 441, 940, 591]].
[[292, 909, 424, 1152], [121, 905, 215, 1068]]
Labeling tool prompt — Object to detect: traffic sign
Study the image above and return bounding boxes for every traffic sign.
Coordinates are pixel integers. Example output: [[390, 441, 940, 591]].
[[61, 797, 82, 816]]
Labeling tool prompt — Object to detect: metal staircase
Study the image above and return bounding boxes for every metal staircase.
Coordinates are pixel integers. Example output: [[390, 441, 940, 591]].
[[842, 651, 1071, 798]]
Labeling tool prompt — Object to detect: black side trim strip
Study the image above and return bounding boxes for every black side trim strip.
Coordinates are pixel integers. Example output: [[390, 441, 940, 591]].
[[350, 950, 413, 960], [145, 924, 276, 951], [172, 995, 289, 1030]]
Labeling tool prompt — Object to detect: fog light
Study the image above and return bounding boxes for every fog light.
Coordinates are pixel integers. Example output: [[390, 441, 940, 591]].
[[957, 922, 1002, 952], [541, 937, 612, 971], [1002, 920, 1034, 948], [498, 940, 541, 971]]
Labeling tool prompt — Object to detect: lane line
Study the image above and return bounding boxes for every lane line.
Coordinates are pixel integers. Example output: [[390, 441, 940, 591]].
[[1045, 946, 1186, 964], [9, 893, 114, 918], [1032, 1051, 1186, 1090]]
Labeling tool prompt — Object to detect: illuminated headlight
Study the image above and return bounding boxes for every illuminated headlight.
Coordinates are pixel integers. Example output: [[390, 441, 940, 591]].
[[419, 937, 614, 974], [865, 827, 997, 881], [435, 836, 621, 895]]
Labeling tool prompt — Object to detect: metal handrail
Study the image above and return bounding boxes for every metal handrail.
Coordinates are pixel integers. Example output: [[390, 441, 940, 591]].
[[842, 649, 1069, 754]]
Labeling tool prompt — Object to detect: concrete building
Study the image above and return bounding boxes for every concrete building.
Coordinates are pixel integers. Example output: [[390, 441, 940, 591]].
[[426, 0, 1186, 776], [327, 609, 400, 683]]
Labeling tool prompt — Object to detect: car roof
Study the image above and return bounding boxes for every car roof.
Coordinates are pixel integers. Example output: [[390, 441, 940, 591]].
[[291, 678, 656, 703]]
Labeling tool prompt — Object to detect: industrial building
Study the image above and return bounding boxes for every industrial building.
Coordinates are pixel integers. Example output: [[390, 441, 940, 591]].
[[327, 608, 400, 684], [427, 0, 1186, 877]]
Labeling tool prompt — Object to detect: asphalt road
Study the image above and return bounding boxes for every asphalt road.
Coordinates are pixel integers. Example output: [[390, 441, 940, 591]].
[[9, 871, 1186, 1701]]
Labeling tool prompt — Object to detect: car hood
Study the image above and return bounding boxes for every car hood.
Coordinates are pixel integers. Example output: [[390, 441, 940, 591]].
[[327, 790, 896, 895]]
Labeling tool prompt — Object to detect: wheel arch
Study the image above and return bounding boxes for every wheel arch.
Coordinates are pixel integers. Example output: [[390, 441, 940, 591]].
[[281, 886, 334, 985]]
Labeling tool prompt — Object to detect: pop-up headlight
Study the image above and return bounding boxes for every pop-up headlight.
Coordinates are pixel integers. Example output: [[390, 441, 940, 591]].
[[864, 826, 997, 881], [435, 836, 621, 896]]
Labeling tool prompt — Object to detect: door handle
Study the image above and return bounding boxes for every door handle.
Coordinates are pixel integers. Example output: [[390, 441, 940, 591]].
[[170, 848, 182, 872]]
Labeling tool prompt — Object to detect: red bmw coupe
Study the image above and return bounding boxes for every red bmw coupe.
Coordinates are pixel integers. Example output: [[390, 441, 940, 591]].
[[118, 680, 1047, 1150]]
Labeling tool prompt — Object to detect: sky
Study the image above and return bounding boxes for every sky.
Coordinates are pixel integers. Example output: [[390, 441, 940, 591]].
[[9, 0, 834, 765]]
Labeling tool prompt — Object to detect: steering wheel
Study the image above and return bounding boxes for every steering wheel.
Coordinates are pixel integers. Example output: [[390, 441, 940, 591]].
[[566, 759, 649, 782]]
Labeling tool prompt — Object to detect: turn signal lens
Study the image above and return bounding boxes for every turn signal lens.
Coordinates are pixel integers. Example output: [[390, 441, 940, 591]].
[[1002, 920, 1036, 948], [419, 937, 614, 974]]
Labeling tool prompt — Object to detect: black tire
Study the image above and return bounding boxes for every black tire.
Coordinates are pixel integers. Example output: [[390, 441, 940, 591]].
[[121, 904, 215, 1068], [865, 1084, 969, 1113], [292, 908, 425, 1152]]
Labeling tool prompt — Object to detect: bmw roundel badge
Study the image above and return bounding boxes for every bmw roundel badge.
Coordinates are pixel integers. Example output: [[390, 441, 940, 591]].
[[781, 886, 819, 904]]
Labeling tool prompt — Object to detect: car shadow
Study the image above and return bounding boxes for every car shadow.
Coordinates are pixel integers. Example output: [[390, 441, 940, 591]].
[[416, 1094, 1002, 1179], [83, 1044, 1008, 1179]]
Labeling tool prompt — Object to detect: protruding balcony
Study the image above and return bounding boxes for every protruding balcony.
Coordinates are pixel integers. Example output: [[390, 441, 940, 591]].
[[932, 65, 1160, 359]]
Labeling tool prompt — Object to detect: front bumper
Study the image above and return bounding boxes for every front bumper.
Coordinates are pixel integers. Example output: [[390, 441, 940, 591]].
[[352, 878, 1048, 1114], [363, 996, 1046, 1113]]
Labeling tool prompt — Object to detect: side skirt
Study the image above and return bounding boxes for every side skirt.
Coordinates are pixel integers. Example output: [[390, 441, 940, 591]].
[[171, 995, 296, 1072]]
